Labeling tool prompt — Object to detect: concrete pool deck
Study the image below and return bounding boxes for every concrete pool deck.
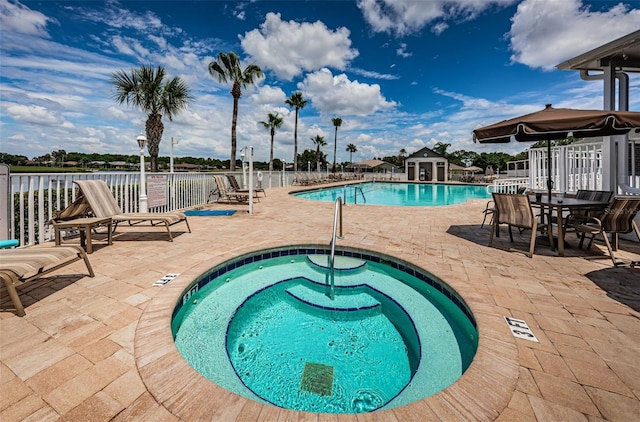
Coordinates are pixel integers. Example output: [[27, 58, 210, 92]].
[[1, 184, 639, 421]]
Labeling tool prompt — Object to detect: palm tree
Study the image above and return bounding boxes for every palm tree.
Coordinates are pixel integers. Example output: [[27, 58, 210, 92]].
[[111, 65, 191, 172], [209, 52, 264, 171], [331, 117, 342, 173], [310, 135, 327, 172], [346, 143, 357, 163], [285, 92, 307, 172], [259, 112, 284, 172]]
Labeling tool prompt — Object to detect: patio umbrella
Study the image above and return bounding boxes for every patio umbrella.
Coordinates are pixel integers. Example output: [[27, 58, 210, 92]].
[[464, 166, 483, 173], [472, 104, 640, 198]]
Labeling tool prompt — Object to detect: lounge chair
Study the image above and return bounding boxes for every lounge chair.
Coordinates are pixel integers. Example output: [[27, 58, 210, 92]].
[[226, 174, 265, 198], [568, 197, 640, 266], [488, 193, 539, 258], [213, 175, 250, 203], [74, 180, 190, 241], [1, 245, 94, 316]]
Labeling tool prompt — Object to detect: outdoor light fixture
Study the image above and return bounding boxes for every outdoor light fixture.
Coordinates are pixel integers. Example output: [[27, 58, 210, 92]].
[[240, 149, 247, 189], [170, 137, 179, 173], [240, 146, 255, 214], [136, 134, 148, 213]]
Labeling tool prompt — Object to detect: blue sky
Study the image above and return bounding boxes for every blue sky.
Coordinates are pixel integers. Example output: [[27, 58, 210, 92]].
[[1, 0, 639, 164]]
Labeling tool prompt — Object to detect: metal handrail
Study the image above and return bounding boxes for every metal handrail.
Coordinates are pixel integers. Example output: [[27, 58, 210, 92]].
[[329, 197, 343, 299], [354, 186, 366, 204]]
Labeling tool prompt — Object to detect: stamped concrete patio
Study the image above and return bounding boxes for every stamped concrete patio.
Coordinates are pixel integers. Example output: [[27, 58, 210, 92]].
[[1, 184, 639, 421]]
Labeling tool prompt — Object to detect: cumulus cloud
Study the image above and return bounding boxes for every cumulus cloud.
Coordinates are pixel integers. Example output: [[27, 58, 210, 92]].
[[6, 104, 68, 126], [357, 0, 516, 36], [508, 0, 640, 70], [0, 0, 55, 37], [250, 85, 287, 105], [241, 12, 359, 80], [298, 68, 397, 116]]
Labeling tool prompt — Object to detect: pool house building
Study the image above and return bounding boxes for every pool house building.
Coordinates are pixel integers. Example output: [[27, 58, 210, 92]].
[[404, 147, 450, 182]]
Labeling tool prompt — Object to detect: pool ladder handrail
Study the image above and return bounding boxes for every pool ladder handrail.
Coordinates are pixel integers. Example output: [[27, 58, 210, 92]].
[[329, 197, 344, 299], [354, 186, 366, 204], [341, 185, 367, 204]]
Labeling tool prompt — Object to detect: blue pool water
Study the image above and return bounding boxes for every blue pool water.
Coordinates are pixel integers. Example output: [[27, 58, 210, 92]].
[[172, 247, 477, 414], [293, 182, 491, 206]]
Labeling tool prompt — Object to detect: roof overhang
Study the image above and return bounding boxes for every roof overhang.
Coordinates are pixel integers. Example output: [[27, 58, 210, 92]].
[[556, 30, 640, 73]]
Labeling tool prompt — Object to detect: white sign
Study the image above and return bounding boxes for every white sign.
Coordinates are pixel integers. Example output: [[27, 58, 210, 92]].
[[504, 316, 539, 342], [147, 174, 167, 208]]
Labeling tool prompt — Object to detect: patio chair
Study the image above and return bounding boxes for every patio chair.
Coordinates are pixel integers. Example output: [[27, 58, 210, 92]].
[[226, 174, 265, 198], [74, 180, 190, 242], [213, 175, 250, 203], [564, 189, 614, 230], [1, 245, 94, 316], [481, 186, 526, 229], [488, 193, 539, 258], [569, 197, 640, 266]]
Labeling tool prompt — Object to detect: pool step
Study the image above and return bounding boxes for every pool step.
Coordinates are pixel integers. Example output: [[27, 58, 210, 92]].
[[306, 254, 366, 271], [285, 284, 380, 313]]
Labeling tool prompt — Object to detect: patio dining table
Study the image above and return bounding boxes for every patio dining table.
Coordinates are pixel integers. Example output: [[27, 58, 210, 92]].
[[529, 194, 611, 256]]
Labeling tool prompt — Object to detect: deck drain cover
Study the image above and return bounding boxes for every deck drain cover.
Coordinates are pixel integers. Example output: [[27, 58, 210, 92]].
[[300, 362, 334, 396]]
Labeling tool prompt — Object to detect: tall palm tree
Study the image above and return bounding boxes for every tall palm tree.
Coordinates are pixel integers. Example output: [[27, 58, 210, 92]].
[[346, 143, 357, 163], [331, 117, 342, 173], [209, 52, 263, 171], [111, 64, 191, 172], [259, 112, 284, 172], [285, 92, 307, 172], [310, 135, 327, 172]]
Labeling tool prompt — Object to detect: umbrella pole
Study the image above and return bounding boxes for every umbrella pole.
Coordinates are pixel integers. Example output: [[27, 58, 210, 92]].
[[546, 139, 553, 199]]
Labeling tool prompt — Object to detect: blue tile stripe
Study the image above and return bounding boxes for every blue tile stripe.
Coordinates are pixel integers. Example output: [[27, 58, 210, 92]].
[[172, 246, 476, 329]]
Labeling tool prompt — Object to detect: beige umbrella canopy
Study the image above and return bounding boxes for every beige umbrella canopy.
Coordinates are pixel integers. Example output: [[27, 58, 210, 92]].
[[464, 166, 483, 173], [473, 104, 640, 197]]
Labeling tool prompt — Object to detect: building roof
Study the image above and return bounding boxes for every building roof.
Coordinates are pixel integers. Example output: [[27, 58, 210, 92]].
[[347, 159, 397, 169], [406, 146, 446, 160], [556, 30, 640, 73]]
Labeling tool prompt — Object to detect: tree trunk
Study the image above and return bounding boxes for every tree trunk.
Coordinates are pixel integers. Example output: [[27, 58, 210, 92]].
[[146, 114, 164, 172], [293, 109, 299, 172], [269, 128, 275, 172], [332, 127, 338, 173], [230, 96, 239, 171], [230, 81, 242, 171]]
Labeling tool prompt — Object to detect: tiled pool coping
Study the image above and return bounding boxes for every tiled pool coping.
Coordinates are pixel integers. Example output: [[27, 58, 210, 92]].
[[135, 241, 519, 420]]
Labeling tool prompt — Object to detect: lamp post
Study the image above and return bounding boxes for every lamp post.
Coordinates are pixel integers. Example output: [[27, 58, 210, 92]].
[[170, 137, 179, 173], [248, 146, 254, 215], [240, 150, 247, 189], [137, 134, 148, 213]]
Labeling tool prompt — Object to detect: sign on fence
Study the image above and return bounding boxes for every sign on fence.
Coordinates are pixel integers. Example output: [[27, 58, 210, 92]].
[[147, 174, 167, 208]]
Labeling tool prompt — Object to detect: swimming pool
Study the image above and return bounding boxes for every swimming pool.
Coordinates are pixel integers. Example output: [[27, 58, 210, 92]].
[[172, 246, 477, 414], [293, 182, 491, 206]]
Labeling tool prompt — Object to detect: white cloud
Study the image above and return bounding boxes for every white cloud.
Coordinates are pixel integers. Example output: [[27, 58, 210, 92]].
[[357, 0, 516, 36], [299, 69, 397, 117], [349, 68, 400, 80], [396, 43, 412, 58], [241, 12, 359, 80], [0, 0, 55, 37], [250, 85, 287, 105], [6, 104, 68, 126], [508, 0, 640, 70]]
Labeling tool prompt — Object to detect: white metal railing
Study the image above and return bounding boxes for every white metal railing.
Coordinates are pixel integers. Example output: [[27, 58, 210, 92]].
[[488, 177, 529, 194], [6, 170, 295, 246], [526, 140, 640, 194]]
